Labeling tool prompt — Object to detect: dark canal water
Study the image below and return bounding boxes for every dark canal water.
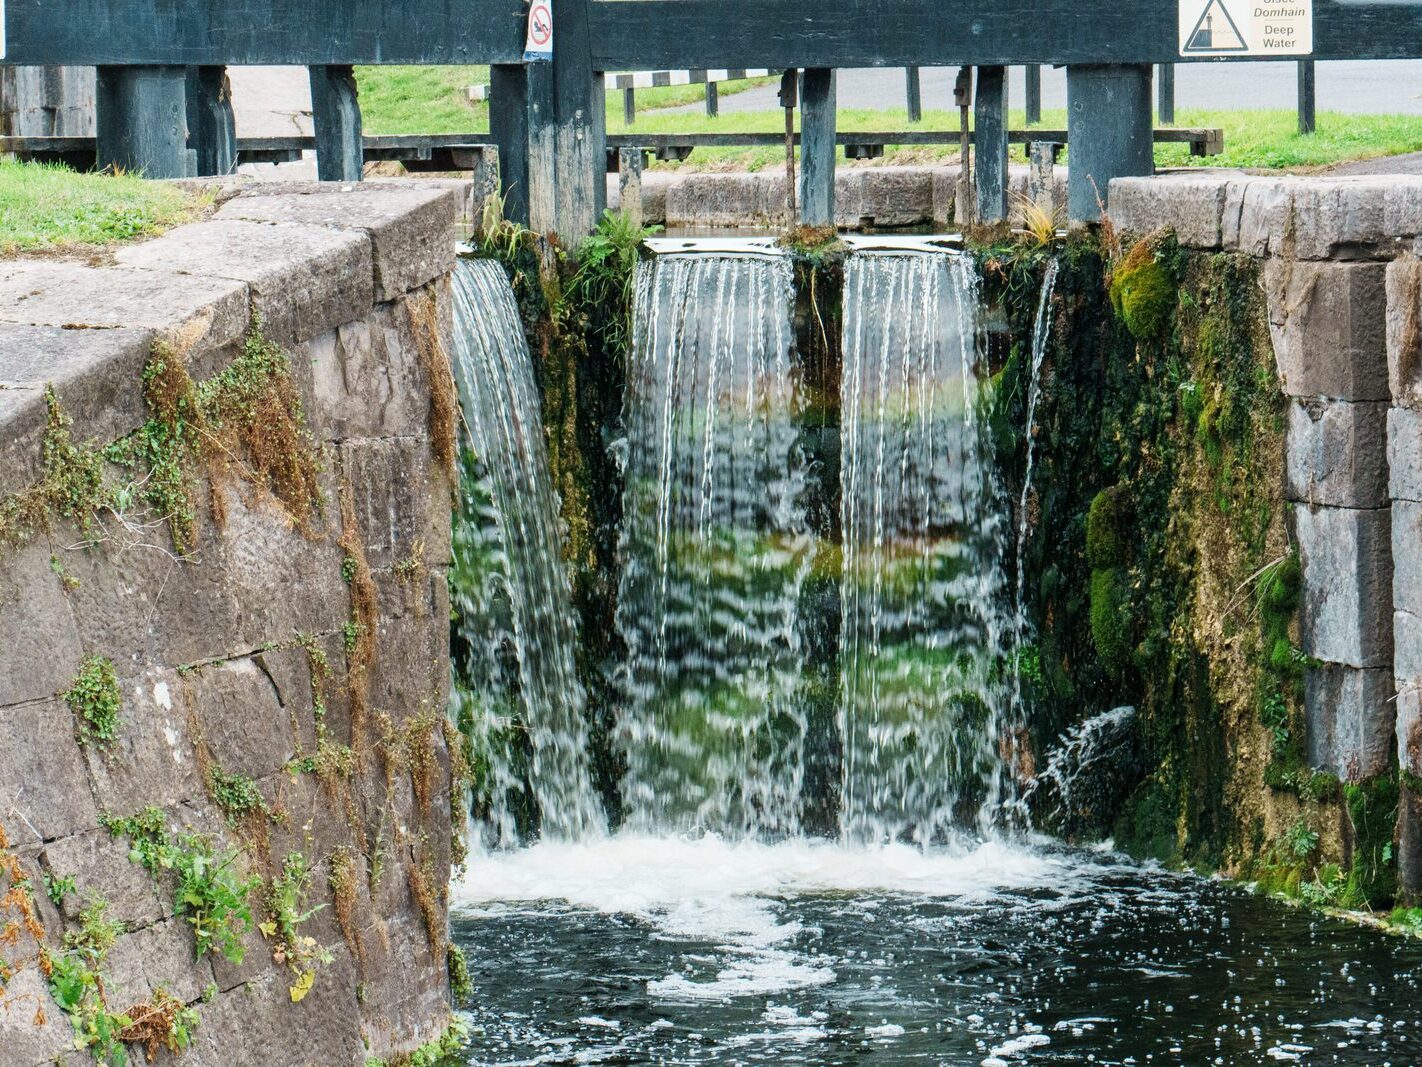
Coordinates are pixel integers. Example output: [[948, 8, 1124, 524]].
[[448, 835, 1422, 1066]]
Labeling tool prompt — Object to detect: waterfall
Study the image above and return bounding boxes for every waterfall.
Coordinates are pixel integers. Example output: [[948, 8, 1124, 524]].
[[838, 249, 1012, 844], [614, 248, 812, 836], [1010, 259, 1060, 721], [448, 256, 604, 844]]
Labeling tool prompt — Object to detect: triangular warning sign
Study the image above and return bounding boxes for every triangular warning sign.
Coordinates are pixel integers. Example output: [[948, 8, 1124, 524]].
[[1183, 0, 1249, 52]]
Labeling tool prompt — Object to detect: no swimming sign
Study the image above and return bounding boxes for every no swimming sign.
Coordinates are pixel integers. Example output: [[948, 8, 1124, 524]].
[[1179, 0, 1313, 56]]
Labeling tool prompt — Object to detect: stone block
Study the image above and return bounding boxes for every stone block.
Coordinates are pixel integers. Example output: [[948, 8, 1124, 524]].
[[0, 969, 73, 1066], [0, 538, 86, 708], [1396, 682, 1422, 776], [115, 218, 374, 347], [1294, 502, 1393, 668], [301, 296, 433, 442], [1394, 500, 1422, 617], [1387, 255, 1422, 407], [215, 181, 464, 303], [0, 261, 249, 355], [338, 437, 450, 570], [0, 699, 98, 847], [189, 656, 297, 782], [1398, 608, 1422, 683], [1390, 407, 1422, 501], [1382, 178, 1422, 241], [103, 917, 216, 1007], [835, 167, 935, 229], [0, 323, 154, 494], [1107, 173, 1230, 249], [1266, 260, 1390, 401], [1285, 398, 1389, 508], [83, 667, 206, 816], [1305, 664, 1394, 781], [1228, 177, 1292, 259], [1288, 179, 1389, 260], [44, 827, 166, 927]]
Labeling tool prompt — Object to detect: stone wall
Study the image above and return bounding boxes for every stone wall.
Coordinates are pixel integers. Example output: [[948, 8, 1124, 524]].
[[0, 180, 467, 1064], [1112, 172, 1422, 890]]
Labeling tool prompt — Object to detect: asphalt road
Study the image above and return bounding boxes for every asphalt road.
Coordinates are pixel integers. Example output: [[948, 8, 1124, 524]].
[[659, 61, 1422, 116]]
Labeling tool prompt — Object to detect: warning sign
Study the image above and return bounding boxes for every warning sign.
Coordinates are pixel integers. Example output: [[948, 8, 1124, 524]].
[[524, 1, 553, 62], [1179, 0, 1312, 57]]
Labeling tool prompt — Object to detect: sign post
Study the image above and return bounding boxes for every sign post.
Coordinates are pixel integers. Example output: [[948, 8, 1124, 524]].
[[524, 0, 553, 61]]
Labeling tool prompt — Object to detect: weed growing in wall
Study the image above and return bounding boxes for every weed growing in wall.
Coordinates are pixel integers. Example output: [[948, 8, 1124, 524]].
[[260, 851, 332, 1003], [100, 807, 259, 964], [63, 655, 123, 751]]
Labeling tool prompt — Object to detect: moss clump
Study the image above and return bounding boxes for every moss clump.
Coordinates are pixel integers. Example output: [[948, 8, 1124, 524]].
[[207, 765, 267, 825], [446, 942, 473, 1002], [365, 1017, 469, 1067], [0, 388, 110, 548], [1085, 487, 1127, 569], [63, 655, 123, 751], [1109, 232, 1179, 340], [1341, 775, 1399, 908], [1088, 567, 1132, 677]]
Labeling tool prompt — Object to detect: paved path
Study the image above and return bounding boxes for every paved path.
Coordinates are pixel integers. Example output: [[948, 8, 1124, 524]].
[[658, 61, 1422, 116], [226, 66, 316, 178]]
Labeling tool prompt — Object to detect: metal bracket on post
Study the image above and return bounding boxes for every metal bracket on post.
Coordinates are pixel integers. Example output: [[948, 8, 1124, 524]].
[[799, 68, 836, 228], [96, 65, 188, 178], [186, 66, 236, 176], [309, 65, 363, 181], [974, 65, 1008, 224], [779, 69, 798, 221]]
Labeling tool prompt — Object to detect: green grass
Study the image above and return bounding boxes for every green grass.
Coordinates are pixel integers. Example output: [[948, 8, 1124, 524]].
[[0, 160, 200, 254], [353, 65, 774, 135]]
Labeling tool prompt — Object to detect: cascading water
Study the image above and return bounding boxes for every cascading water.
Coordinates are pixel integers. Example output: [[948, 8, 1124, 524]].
[[448, 256, 604, 843], [838, 248, 1013, 843], [1009, 258, 1059, 728], [613, 246, 812, 836]]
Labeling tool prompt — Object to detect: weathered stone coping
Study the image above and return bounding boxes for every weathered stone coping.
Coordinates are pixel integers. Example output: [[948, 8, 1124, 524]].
[[1109, 170, 1422, 258], [0, 179, 469, 501]]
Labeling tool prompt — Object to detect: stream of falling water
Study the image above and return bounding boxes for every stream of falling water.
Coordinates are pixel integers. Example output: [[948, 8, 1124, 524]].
[[613, 249, 812, 836], [1009, 258, 1060, 738], [838, 249, 1012, 843], [448, 256, 604, 843]]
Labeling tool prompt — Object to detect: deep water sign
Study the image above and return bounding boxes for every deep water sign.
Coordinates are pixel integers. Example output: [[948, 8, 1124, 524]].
[[1179, 0, 1312, 56]]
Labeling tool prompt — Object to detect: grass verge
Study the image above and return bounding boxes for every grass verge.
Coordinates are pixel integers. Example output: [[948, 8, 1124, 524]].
[[0, 160, 201, 255]]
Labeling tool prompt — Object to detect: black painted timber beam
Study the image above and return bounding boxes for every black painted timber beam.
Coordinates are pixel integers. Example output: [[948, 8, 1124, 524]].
[[588, 0, 1422, 70], [3, 0, 526, 65]]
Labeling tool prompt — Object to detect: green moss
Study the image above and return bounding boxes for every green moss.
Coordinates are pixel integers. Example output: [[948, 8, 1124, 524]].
[[1341, 775, 1399, 908], [63, 655, 123, 751], [207, 765, 267, 825], [446, 942, 474, 1002], [1088, 567, 1131, 676], [1085, 487, 1126, 569], [365, 1018, 470, 1067], [1109, 234, 1179, 340]]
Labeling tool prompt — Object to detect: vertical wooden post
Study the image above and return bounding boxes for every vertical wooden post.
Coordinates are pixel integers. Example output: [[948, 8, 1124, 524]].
[[1028, 140, 1060, 219], [1025, 65, 1042, 125], [799, 68, 837, 228], [623, 87, 636, 126], [1157, 62, 1176, 124], [780, 69, 798, 220], [954, 66, 973, 226], [1, 66, 95, 136], [905, 66, 922, 123], [185, 66, 236, 177], [1298, 59, 1316, 135], [490, 64, 531, 227], [549, 0, 607, 240], [618, 147, 644, 228], [974, 65, 1008, 224], [705, 80, 719, 117], [309, 65, 363, 182], [1066, 64, 1153, 222], [95, 66, 188, 178]]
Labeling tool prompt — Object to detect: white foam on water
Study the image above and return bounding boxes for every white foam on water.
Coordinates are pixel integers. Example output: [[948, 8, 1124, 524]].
[[454, 833, 1077, 1002]]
